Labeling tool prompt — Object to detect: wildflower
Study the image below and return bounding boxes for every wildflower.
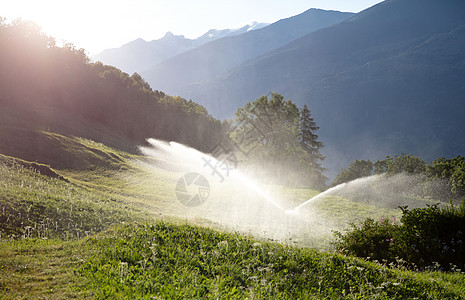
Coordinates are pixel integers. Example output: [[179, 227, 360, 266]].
[[218, 240, 228, 247]]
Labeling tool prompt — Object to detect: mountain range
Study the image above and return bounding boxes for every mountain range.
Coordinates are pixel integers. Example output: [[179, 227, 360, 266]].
[[133, 0, 465, 177], [92, 22, 269, 74], [140, 9, 355, 96]]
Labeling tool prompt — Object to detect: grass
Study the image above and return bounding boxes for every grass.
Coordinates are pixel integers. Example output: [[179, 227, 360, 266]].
[[0, 239, 91, 299], [308, 196, 401, 228], [1, 224, 464, 299], [0, 129, 464, 298], [78, 222, 465, 299], [0, 153, 153, 240]]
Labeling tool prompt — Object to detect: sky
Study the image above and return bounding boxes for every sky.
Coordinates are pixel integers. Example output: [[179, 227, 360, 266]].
[[1, 0, 384, 55]]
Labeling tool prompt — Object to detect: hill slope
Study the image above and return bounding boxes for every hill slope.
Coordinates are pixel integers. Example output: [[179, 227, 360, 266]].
[[141, 9, 354, 95], [0, 20, 223, 155], [179, 0, 465, 175]]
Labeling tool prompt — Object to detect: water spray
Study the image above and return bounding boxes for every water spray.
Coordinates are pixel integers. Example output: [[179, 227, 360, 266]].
[[134, 139, 442, 249], [284, 208, 299, 215]]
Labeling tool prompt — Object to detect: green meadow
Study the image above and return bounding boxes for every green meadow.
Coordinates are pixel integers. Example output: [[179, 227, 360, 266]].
[[0, 131, 464, 299]]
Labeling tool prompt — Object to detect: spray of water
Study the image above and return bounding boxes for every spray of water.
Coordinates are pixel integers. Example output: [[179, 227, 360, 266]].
[[141, 139, 284, 210], [295, 175, 383, 211], [131, 139, 446, 249]]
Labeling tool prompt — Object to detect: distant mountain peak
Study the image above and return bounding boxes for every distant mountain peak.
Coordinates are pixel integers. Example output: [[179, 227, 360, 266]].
[[246, 21, 266, 31], [124, 38, 147, 46], [161, 31, 185, 40], [164, 31, 174, 37], [93, 9, 350, 78]]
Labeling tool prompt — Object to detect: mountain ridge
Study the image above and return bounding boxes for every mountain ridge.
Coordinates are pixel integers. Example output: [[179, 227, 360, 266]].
[[140, 8, 355, 95], [92, 22, 269, 74], [171, 0, 465, 176]]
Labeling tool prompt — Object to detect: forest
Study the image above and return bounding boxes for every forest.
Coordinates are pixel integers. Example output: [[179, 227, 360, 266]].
[[0, 19, 223, 154]]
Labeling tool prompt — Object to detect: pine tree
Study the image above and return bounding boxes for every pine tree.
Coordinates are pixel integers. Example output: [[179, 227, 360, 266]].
[[299, 104, 325, 177]]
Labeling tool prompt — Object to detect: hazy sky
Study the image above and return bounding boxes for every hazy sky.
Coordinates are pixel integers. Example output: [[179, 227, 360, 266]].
[[1, 0, 383, 55]]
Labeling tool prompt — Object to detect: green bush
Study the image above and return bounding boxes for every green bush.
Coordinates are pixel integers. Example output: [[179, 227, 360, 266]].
[[334, 201, 465, 270], [333, 218, 402, 264]]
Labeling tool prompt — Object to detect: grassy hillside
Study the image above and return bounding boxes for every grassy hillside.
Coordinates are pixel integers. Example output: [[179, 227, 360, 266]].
[[78, 223, 465, 299], [0, 132, 464, 298], [0, 126, 440, 245], [0, 19, 223, 156], [0, 152, 152, 240], [1, 223, 464, 299]]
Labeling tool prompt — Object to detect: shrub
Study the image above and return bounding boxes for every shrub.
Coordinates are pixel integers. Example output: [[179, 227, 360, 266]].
[[333, 201, 465, 270], [333, 218, 401, 264]]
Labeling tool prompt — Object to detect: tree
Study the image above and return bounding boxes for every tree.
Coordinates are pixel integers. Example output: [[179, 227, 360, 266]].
[[373, 159, 388, 174], [130, 72, 152, 91], [376, 154, 427, 175], [427, 156, 465, 197], [299, 104, 325, 173], [332, 160, 373, 186], [230, 93, 326, 187]]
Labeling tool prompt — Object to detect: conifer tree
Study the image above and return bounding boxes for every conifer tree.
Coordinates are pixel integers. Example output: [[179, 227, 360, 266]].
[[299, 104, 325, 175]]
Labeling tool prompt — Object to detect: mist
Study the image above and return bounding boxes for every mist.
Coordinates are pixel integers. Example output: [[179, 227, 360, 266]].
[[128, 138, 450, 250]]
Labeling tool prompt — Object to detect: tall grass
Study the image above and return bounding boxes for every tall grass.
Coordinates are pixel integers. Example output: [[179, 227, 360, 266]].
[[79, 222, 465, 299], [0, 159, 151, 240]]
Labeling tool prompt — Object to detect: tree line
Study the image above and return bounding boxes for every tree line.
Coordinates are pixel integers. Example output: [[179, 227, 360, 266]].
[[0, 18, 223, 153], [332, 154, 465, 201]]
